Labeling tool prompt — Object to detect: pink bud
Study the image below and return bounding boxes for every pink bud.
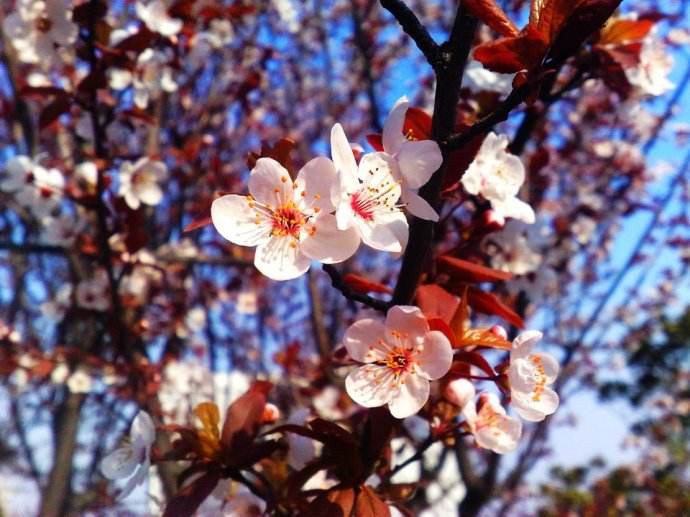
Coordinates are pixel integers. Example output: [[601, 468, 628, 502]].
[[490, 325, 508, 340], [261, 403, 281, 424], [444, 378, 475, 409]]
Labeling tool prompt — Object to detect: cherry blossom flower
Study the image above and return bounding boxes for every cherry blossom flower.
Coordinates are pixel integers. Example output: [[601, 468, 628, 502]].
[[2, 0, 77, 66], [1, 155, 65, 218], [485, 220, 542, 275], [380, 96, 443, 221], [461, 387, 522, 454], [66, 367, 93, 394], [76, 270, 110, 311], [118, 157, 168, 210], [212, 157, 359, 281], [464, 60, 514, 95], [344, 305, 453, 419], [461, 132, 535, 224], [331, 124, 409, 253], [508, 331, 560, 422], [100, 411, 156, 500], [136, 0, 182, 37], [41, 213, 84, 246], [626, 34, 674, 97]]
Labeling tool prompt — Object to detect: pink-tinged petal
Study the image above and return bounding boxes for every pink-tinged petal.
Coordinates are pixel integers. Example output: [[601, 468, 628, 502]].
[[343, 318, 388, 363], [295, 157, 337, 212], [415, 330, 453, 380], [460, 166, 482, 196], [512, 387, 559, 422], [387, 372, 430, 419], [130, 411, 155, 446], [254, 236, 311, 281], [510, 330, 543, 361], [211, 194, 271, 246], [382, 96, 409, 155], [508, 358, 538, 393], [300, 213, 360, 264], [444, 378, 476, 409], [248, 158, 294, 207], [403, 190, 439, 222], [478, 392, 507, 417], [475, 415, 522, 454], [397, 140, 442, 189], [100, 447, 138, 480], [335, 201, 355, 231], [345, 364, 395, 408], [357, 152, 399, 189], [492, 196, 535, 224], [358, 211, 408, 253], [331, 124, 358, 185], [117, 461, 149, 501], [385, 306, 428, 344], [538, 352, 560, 383], [136, 183, 163, 206]]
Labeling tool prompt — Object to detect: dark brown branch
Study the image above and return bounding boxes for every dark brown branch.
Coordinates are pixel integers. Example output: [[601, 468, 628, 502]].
[[380, 0, 440, 68], [322, 264, 389, 312]]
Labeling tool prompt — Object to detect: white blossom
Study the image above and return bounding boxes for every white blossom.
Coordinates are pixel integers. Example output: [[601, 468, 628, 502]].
[[136, 0, 182, 37], [118, 157, 168, 210]]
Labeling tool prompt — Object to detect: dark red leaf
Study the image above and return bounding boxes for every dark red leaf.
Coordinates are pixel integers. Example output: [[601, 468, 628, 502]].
[[221, 381, 272, 449], [451, 351, 496, 377], [428, 318, 456, 346], [438, 256, 513, 283], [343, 274, 392, 295], [183, 215, 212, 233], [473, 26, 549, 73], [464, 0, 519, 37], [366, 134, 384, 151], [19, 86, 67, 98], [354, 485, 391, 517], [403, 107, 432, 141], [416, 284, 460, 323], [39, 95, 72, 130], [115, 27, 156, 52], [467, 288, 525, 329], [442, 132, 486, 191], [72, 0, 108, 26], [598, 18, 654, 45], [305, 488, 356, 517], [162, 470, 221, 517], [309, 418, 357, 445]]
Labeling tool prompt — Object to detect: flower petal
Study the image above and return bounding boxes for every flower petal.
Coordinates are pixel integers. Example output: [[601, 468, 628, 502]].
[[331, 124, 358, 191], [254, 236, 311, 281], [510, 330, 543, 361], [357, 152, 398, 188], [100, 447, 138, 480], [387, 372, 430, 419], [491, 196, 535, 224], [415, 330, 453, 380], [117, 461, 149, 501], [343, 318, 388, 363], [300, 213, 360, 264], [475, 415, 522, 454], [248, 158, 294, 207], [357, 211, 408, 253], [211, 194, 271, 246], [397, 140, 442, 189], [345, 364, 395, 408], [382, 96, 408, 155], [402, 190, 439, 221], [512, 387, 559, 422], [295, 157, 337, 212], [385, 306, 428, 344], [444, 378, 476, 409]]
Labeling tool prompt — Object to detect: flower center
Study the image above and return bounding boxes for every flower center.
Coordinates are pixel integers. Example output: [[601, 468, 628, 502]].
[[270, 202, 305, 238], [382, 346, 414, 376], [530, 355, 547, 401], [349, 181, 399, 222], [35, 17, 53, 33], [477, 405, 501, 430]]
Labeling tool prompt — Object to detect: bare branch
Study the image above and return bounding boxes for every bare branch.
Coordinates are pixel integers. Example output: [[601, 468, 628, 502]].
[[380, 0, 440, 68]]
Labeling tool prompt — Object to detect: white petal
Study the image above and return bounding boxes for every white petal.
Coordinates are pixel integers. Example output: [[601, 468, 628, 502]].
[[248, 158, 294, 207], [397, 140, 442, 189], [460, 166, 482, 196], [510, 330, 542, 361], [403, 190, 439, 221], [100, 447, 138, 480], [117, 462, 149, 501], [538, 352, 560, 383], [331, 124, 358, 190], [387, 373, 430, 419], [300, 213, 360, 264], [385, 306, 428, 344], [130, 411, 156, 446], [415, 330, 453, 380], [211, 194, 271, 246], [357, 152, 398, 189], [135, 183, 163, 206], [358, 211, 408, 253], [491, 196, 535, 224], [295, 157, 337, 212], [512, 387, 559, 422], [444, 378, 475, 408], [475, 415, 522, 454], [382, 96, 408, 154], [254, 236, 311, 281], [345, 365, 394, 408], [108, 68, 133, 90], [343, 318, 388, 363]]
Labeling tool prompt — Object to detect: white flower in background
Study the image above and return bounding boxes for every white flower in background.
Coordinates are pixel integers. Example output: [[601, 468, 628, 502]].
[[344, 305, 453, 419], [75, 161, 98, 192], [120, 251, 162, 305], [508, 331, 559, 422], [189, 19, 235, 61], [2, 0, 77, 65], [485, 220, 542, 275], [100, 411, 156, 500], [136, 0, 182, 37], [41, 284, 73, 320], [119, 157, 168, 210], [464, 60, 514, 95], [572, 215, 597, 244], [380, 96, 442, 222], [67, 367, 93, 394], [331, 124, 409, 253], [51, 362, 69, 384], [461, 387, 522, 454], [1, 155, 65, 218], [212, 157, 359, 281], [272, 0, 300, 33], [626, 34, 674, 97], [76, 270, 110, 311], [108, 48, 178, 110], [236, 290, 259, 315], [461, 133, 535, 224], [223, 484, 267, 516], [41, 213, 84, 246]]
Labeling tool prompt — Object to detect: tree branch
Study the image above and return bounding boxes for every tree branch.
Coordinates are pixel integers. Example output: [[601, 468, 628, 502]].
[[380, 0, 440, 68], [322, 264, 389, 312]]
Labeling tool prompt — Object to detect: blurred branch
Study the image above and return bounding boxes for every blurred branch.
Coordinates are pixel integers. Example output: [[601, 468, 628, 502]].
[[380, 0, 441, 68], [322, 264, 389, 311], [351, 0, 383, 132]]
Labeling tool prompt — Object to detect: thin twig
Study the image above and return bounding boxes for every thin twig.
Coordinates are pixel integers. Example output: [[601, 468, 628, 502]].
[[380, 0, 440, 68], [322, 264, 389, 312]]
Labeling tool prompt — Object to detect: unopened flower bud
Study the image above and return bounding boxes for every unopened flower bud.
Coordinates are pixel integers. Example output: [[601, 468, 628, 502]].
[[444, 378, 475, 409], [490, 325, 508, 340], [261, 403, 281, 424]]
